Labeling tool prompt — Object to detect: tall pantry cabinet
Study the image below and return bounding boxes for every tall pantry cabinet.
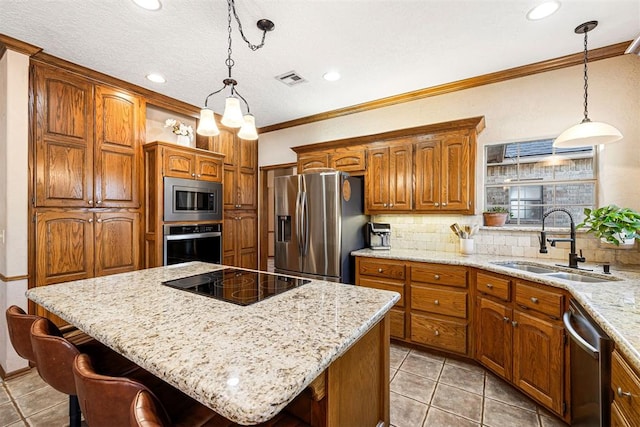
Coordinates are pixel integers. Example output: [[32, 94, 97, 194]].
[[30, 62, 144, 323]]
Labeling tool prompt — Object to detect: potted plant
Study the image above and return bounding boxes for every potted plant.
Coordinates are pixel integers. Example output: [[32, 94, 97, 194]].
[[483, 207, 510, 227], [577, 205, 640, 246]]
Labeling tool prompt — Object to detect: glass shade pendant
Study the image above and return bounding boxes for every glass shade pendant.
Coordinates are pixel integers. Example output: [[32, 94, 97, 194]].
[[237, 114, 258, 140], [196, 108, 220, 137], [221, 96, 244, 128], [554, 121, 623, 148]]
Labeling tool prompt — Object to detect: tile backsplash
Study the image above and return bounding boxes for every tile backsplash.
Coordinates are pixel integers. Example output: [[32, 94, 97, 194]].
[[372, 214, 640, 266]]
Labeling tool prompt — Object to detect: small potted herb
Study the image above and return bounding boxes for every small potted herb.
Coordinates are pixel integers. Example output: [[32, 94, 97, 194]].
[[577, 205, 640, 246], [483, 207, 510, 227]]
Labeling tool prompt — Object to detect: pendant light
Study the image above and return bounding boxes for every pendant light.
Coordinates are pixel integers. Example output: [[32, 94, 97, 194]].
[[196, 0, 274, 140], [554, 21, 623, 148]]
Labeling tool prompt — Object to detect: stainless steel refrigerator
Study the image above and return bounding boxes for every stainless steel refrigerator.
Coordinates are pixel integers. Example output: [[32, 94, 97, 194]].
[[274, 170, 367, 284]]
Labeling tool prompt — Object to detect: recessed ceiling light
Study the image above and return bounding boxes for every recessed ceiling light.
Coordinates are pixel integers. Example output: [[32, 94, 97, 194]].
[[527, 1, 561, 20], [132, 0, 162, 11], [146, 73, 166, 83], [323, 71, 341, 82]]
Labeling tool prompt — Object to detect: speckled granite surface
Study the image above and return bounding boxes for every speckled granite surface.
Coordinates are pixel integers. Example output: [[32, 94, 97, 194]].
[[352, 248, 640, 373], [26, 262, 400, 425]]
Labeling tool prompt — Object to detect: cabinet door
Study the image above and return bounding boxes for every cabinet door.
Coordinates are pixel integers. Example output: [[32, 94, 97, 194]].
[[33, 65, 94, 207], [214, 128, 236, 166], [238, 212, 258, 269], [94, 86, 141, 208], [223, 166, 238, 210], [389, 144, 412, 210], [366, 147, 389, 211], [94, 211, 141, 277], [195, 155, 223, 182], [223, 213, 237, 266], [163, 147, 196, 179], [415, 140, 441, 211], [298, 153, 330, 173], [330, 149, 366, 172], [441, 133, 471, 211], [35, 211, 94, 285], [239, 138, 257, 172], [237, 169, 257, 210], [476, 296, 512, 380], [512, 310, 564, 414]]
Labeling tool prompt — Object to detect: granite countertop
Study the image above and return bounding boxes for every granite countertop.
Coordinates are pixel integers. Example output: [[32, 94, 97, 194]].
[[26, 262, 400, 425], [352, 248, 640, 373]]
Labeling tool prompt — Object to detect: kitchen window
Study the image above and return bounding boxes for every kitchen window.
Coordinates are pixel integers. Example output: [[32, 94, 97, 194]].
[[485, 139, 596, 227]]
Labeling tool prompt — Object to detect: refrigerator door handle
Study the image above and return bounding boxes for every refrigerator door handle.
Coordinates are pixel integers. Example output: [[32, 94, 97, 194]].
[[296, 191, 303, 254], [301, 191, 309, 256]]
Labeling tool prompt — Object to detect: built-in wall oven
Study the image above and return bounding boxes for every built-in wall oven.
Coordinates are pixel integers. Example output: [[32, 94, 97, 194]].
[[163, 224, 222, 266], [164, 177, 222, 222]]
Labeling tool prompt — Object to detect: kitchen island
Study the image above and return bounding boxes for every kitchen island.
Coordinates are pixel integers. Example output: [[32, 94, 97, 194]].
[[26, 262, 400, 426]]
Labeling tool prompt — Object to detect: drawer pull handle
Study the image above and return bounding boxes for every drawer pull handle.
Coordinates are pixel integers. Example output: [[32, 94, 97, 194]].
[[434, 274, 440, 280], [617, 387, 632, 398], [486, 283, 494, 289], [503, 316, 509, 322], [434, 202, 440, 207], [434, 330, 440, 336], [530, 297, 539, 304], [512, 321, 518, 327], [434, 300, 440, 305], [378, 268, 383, 273]]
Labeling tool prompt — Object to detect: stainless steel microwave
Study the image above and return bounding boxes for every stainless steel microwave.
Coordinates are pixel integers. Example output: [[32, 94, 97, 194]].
[[163, 177, 223, 222]]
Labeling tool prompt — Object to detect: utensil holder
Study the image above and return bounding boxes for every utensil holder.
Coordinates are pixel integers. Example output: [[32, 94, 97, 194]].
[[460, 238, 474, 255]]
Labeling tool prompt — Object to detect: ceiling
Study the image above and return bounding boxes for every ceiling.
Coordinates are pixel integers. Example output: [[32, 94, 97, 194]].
[[1, 0, 638, 128]]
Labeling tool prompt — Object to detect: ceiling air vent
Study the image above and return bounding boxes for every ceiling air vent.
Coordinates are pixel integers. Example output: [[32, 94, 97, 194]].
[[275, 70, 307, 86]]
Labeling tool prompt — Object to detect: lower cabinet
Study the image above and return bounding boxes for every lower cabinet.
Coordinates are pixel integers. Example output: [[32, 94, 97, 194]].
[[223, 211, 257, 269], [611, 349, 640, 427]]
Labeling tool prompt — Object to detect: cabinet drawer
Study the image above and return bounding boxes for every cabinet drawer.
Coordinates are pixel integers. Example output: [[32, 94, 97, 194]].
[[476, 272, 511, 301], [359, 259, 406, 281], [410, 313, 467, 354], [410, 285, 467, 319], [514, 282, 563, 319], [358, 277, 405, 308], [411, 264, 467, 288], [612, 350, 640, 423], [390, 309, 405, 339]]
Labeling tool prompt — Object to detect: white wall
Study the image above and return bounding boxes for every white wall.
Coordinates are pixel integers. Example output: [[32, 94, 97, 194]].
[[258, 55, 640, 210], [0, 49, 30, 375]]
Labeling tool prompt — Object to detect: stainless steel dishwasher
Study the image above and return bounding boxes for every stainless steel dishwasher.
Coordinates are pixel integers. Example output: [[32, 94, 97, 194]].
[[563, 299, 613, 426]]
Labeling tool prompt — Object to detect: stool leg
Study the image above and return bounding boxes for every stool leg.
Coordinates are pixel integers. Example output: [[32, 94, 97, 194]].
[[69, 395, 81, 427]]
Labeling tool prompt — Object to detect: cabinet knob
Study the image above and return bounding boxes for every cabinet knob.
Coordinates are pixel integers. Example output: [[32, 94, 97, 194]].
[[434, 202, 439, 207], [383, 203, 388, 207], [434, 299, 440, 305], [486, 283, 494, 289], [617, 387, 632, 398], [378, 268, 383, 273], [503, 316, 509, 322], [96, 200, 102, 204], [88, 200, 93, 205], [191, 173, 196, 177], [512, 321, 518, 327], [96, 219, 102, 223], [442, 202, 447, 207], [88, 218, 93, 223], [530, 297, 539, 304], [389, 203, 394, 207], [434, 330, 440, 336], [197, 174, 201, 178], [434, 274, 440, 280]]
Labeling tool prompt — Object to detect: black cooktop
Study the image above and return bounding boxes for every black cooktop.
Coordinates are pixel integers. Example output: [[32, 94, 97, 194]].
[[161, 268, 311, 306]]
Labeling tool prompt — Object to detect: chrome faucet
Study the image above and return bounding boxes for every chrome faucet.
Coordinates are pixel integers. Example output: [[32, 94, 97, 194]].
[[539, 208, 586, 269]]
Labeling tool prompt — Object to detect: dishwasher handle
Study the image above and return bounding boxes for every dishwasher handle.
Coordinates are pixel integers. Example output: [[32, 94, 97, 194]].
[[563, 310, 599, 359]]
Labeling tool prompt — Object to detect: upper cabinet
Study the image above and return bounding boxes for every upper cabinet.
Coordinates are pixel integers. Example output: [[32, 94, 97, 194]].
[[162, 146, 223, 182], [366, 142, 413, 212], [33, 63, 144, 208], [297, 146, 367, 174]]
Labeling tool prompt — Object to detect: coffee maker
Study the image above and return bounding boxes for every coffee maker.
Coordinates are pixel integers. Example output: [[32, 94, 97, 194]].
[[368, 222, 391, 250]]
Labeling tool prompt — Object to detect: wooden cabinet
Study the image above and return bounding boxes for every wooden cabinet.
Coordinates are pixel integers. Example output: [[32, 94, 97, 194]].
[[35, 210, 140, 286], [366, 142, 413, 212], [298, 152, 329, 172], [223, 211, 258, 269], [162, 146, 223, 182], [297, 146, 367, 174], [356, 258, 406, 339], [409, 263, 470, 355], [611, 350, 640, 427], [33, 63, 143, 209], [475, 270, 566, 417], [415, 130, 475, 213]]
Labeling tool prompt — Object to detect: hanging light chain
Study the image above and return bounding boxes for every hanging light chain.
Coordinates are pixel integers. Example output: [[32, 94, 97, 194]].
[[582, 28, 590, 123], [229, 0, 269, 51]]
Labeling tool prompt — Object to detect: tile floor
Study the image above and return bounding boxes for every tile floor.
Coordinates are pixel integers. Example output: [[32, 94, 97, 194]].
[[0, 342, 568, 427]]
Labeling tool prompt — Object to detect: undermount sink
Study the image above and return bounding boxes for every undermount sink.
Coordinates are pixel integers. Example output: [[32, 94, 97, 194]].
[[491, 261, 617, 283]]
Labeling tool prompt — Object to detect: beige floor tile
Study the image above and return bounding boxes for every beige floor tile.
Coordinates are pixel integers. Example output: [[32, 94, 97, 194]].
[[390, 392, 428, 427], [390, 344, 410, 370], [0, 387, 10, 405], [398, 353, 443, 380], [4, 372, 47, 401], [431, 382, 483, 422], [485, 373, 537, 411], [13, 386, 66, 419], [7, 422, 28, 427], [409, 348, 445, 363], [390, 368, 397, 381], [438, 364, 485, 395], [0, 401, 22, 426], [423, 406, 480, 427], [390, 370, 436, 404], [25, 401, 70, 427], [539, 413, 568, 427], [483, 398, 539, 427], [444, 356, 485, 374]]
